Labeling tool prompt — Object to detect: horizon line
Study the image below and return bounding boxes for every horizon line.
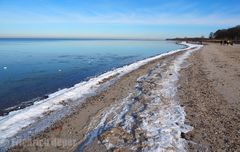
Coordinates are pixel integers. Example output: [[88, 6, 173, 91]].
[[0, 37, 168, 41]]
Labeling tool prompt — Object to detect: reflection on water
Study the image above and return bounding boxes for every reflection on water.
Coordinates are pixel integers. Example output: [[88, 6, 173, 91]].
[[0, 39, 183, 111]]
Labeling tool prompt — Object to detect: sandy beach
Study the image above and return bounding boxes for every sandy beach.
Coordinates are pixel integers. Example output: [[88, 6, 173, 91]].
[[178, 43, 240, 151], [8, 43, 240, 151]]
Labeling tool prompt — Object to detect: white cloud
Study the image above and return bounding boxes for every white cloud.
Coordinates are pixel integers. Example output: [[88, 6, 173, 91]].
[[0, 1, 239, 26]]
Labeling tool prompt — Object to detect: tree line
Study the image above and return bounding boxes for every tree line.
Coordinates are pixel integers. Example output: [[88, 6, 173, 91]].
[[209, 25, 240, 40]]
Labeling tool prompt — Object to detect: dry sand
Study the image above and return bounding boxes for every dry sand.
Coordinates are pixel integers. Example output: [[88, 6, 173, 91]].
[[178, 43, 240, 151], [9, 43, 240, 152]]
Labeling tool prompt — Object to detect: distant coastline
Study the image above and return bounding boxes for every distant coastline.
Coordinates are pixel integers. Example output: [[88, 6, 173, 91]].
[[166, 25, 240, 44], [166, 37, 240, 44]]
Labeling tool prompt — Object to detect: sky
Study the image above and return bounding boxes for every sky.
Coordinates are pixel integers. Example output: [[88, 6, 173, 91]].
[[0, 0, 240, 39]]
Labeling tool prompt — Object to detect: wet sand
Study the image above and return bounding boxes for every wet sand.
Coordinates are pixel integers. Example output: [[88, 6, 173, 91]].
[[9, 43, 240, 151], [178, 43, 240, 151]]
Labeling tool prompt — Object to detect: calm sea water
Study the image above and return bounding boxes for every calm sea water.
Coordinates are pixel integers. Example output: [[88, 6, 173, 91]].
[[0, 39, 183, 112]]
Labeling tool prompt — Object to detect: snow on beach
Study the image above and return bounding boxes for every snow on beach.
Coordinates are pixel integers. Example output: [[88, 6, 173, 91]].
[[76, 42, 202, 151]]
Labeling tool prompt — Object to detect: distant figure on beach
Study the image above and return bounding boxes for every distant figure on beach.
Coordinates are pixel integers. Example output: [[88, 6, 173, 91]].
[[221, 40, 233, 46], [223, 40, 227, 45], [220, 40, 223, 45], [227, 40, 230, 45], [223, 40, 228, 45]]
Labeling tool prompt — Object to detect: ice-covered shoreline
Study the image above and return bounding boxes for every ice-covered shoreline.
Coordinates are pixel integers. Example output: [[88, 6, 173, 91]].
[[75, 43, 202, 151], [0, 42, 201, 151]]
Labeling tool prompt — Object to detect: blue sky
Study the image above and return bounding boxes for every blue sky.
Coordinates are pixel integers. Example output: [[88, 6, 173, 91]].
[[0, 0, 239, 38]]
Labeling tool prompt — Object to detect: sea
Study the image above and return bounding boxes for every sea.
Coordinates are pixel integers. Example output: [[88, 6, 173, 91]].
[[0, 39, 183, 114]]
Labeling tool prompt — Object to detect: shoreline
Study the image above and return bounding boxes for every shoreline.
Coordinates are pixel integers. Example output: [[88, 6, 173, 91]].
[[6, 43, 240, 151], [1, 42, 196, 151]]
